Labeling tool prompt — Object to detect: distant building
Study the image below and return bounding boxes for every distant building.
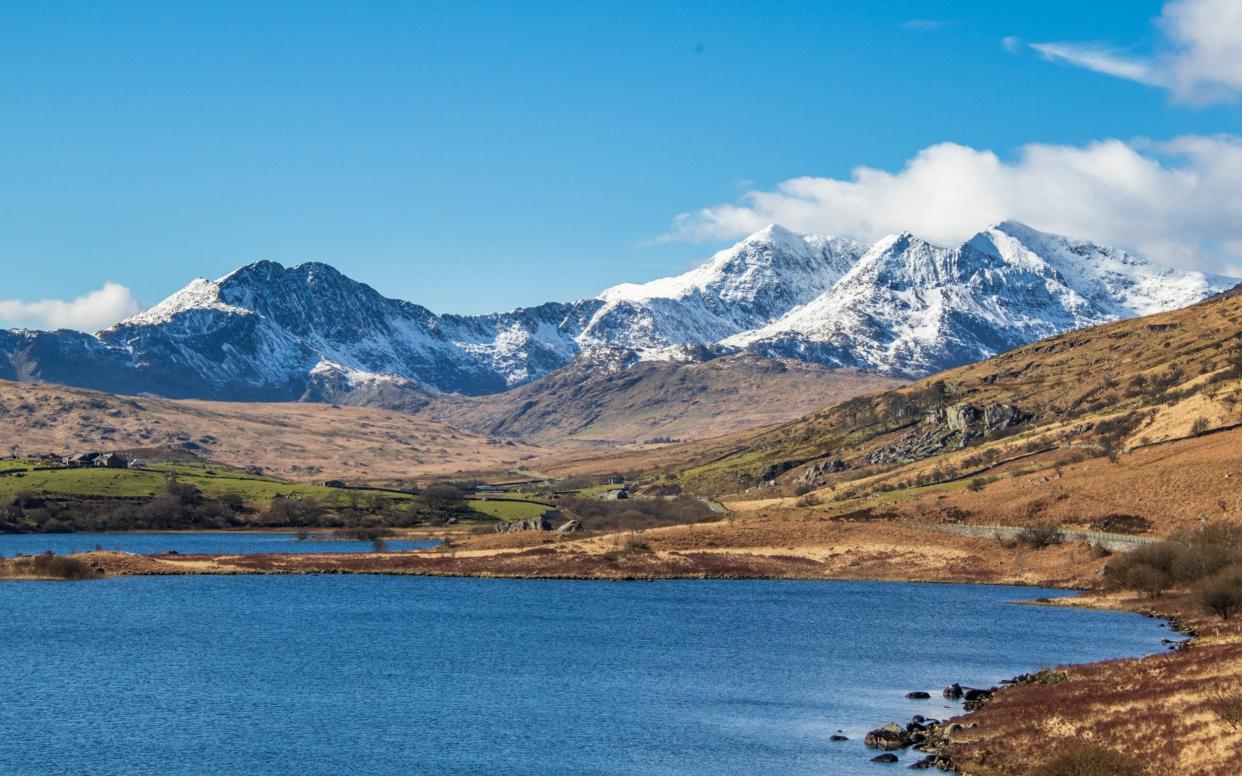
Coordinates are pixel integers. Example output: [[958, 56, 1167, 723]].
[[97, 453, 129, 468], [63, 452, 101, 467]]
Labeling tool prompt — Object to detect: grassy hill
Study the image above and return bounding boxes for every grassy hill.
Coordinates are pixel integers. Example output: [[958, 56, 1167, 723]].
[[616, 285, 1242, 536], [422, 353, 904, 444], [0, 457, 559, 532], [0, 382, 542, 482]]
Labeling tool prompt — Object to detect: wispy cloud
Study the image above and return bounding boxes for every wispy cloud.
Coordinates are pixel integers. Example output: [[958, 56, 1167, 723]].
[[901, 19, 952, 31], [0, 282, 142, 332], [1030, 42, 1164, 86], [1021, 0, 1242, 104], [663, 134, 1242, 277]]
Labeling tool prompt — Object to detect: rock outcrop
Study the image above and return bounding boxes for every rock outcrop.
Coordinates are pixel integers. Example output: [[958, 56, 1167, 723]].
[[867, 402, 1030, 464]]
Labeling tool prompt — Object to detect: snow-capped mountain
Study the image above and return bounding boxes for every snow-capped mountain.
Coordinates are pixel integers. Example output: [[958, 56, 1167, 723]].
[[581, 225, 864, 356], [0, 222, 1234, 403], [730, 222, 1233, 375]]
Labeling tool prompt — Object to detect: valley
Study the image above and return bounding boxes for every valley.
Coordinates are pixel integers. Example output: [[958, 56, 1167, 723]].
[[4, 234, 1242, 776]]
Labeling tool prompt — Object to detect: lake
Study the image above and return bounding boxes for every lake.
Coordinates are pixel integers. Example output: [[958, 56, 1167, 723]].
[[0, 532, 438, 556], [0, 577, 1169, 775]]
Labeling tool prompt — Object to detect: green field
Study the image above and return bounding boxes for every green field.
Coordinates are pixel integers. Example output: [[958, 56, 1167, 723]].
[[465, 497, 550, 521], [0, 462, 413, 507], [0, 462, 564, 524], [572, 483, 628, 498]]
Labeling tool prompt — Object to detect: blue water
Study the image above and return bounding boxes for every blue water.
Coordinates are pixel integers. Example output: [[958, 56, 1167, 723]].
[[0, 532, 438, 556], [0, 578, 1167, 775]]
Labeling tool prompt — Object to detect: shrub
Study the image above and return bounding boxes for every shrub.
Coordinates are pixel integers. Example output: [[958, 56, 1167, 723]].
[[1033, 742, 1144, 776], [421, 484, 465, 516], [2, 552, 100, 581], [1195, 566, 1242, 620], [1124, 564, 1171, 599], [1191, 416, 1211, 436], [1206, 683, 1242, 729], [1107, 525, 1242, 598], [1171, 541, 1233, 584], [1016, 523, 1065, 549], [558, 495, 715, 533], [623, 533, 652, 554], [967, 477, 988, 492], [795, 493, 822, 508]]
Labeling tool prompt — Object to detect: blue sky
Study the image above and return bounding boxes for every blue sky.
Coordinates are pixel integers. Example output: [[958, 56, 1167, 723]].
[[2, 0, 1240, 329]]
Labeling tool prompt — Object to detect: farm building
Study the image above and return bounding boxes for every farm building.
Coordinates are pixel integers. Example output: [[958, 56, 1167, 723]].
[[63, 452, 101, 467]]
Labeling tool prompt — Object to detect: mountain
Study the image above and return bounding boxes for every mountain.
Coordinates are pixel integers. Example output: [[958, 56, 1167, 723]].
[[423, 350, 904, 444], [0, 222, 1233, 404], [664, 274, 1242, 506], [582, 225, 865, 355], [730, 221, 1235, 375]]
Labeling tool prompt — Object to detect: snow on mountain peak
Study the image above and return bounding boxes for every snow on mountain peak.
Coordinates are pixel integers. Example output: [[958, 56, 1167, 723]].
[[118, 277, 251, 328], [63, 222, 1240, 402]]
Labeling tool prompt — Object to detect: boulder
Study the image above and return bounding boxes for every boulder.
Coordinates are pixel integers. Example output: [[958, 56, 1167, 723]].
[[494, 516, 554, 533], [556, 519, 582, 533], [983, 402, 1029, 433], [962, 687, 996, 711], [945, 403, 981, 434], [870, 753, 899, 763], [829, 734, 849, 742], [905, 691, 931, 700], [942, 683, 963, 699], [797, 458, 848, 485], [865, 723, 911, 751]]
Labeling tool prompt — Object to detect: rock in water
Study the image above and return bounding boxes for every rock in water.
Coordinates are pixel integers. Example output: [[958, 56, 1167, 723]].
[[864, 723, 911, 751]]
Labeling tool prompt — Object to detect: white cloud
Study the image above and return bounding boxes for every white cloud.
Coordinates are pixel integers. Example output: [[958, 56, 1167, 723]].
[[1001, 36, 1022, 53], [1030, 42, 1164, 86], [664, 134, 1242, 277], [0, 282, 142, 332], [1026, 0, 1242, 103]]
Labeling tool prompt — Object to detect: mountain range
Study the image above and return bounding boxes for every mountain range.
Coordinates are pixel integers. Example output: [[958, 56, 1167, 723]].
[[0, 221, 1233, 406]]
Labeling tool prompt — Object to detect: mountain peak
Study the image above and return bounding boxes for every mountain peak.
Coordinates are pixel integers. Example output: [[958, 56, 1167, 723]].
[[12, 221, 1236, 405], [745, 223, 800, 242], [115, 276, 250, 329]]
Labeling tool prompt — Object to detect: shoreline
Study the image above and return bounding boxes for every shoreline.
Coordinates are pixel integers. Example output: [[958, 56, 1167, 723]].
[[4, 520, 1239, 773]]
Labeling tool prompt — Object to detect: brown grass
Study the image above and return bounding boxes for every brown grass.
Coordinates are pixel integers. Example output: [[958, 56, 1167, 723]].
[[1, 551, 101, 580], [0, 380, 541, 481]]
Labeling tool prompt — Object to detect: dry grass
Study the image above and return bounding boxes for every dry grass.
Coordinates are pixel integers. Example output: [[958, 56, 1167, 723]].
[[1, 552, 101, 580], [423, 355, 903, 445], [0, 380, 541, 481], [1031, 742, 1145, 776]]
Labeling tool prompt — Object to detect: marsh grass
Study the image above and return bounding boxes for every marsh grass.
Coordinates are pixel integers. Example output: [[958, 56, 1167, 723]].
[[1, 551, 100, 580]]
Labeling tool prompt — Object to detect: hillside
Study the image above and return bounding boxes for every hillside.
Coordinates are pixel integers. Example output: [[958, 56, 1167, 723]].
[[0, 380, 540, 482], [553, 283, 1242, 536], [422, 352, 904, 444]]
